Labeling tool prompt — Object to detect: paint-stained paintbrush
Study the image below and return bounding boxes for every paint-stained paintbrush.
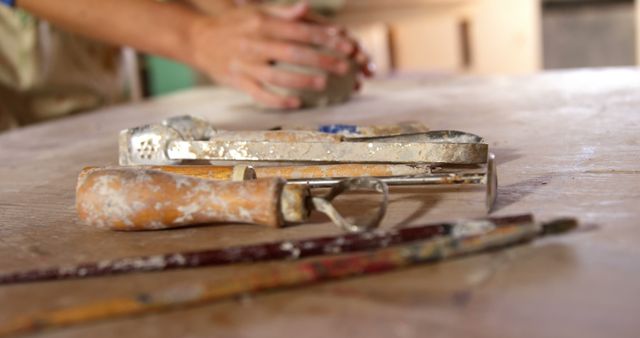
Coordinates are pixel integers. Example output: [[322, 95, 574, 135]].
[[0, 214, 531, 285], [0, 216, 577, 337]]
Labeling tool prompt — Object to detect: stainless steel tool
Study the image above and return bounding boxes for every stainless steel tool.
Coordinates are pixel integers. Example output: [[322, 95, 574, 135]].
[[95, 150, 497, 212], [287, 153, 498, 212], [119, 115, 489, 166]]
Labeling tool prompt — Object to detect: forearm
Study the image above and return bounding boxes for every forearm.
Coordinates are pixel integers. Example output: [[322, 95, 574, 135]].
[[16, 0, 206, 65], [181, 0, 237, 16]]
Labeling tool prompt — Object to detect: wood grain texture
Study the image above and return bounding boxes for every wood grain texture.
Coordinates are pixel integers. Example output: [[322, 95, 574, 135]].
[[1, 68, 640, 338], [76, 169, 286, 230]]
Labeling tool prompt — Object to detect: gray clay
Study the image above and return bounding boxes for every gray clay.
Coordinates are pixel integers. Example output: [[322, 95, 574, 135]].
[[265, 58, 356, 108]]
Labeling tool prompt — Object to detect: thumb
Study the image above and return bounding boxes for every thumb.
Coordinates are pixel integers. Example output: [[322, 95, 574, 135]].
[[263, 1, 310, 20]]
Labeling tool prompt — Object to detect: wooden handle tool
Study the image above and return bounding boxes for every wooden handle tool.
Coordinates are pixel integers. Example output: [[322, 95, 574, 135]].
[[76, 168, 387, 232]]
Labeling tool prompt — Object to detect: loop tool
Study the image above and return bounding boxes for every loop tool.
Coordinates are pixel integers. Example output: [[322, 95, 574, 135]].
[[76, 168, 389, 233]]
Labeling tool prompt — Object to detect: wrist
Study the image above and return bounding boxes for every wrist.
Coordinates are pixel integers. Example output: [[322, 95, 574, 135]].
[[186, 16, 218, 72], [183, 0, 237, 16]]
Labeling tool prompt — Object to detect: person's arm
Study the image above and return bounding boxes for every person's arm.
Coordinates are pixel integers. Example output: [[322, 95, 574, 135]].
[[18, 0, 204, 66], [181, 0, 236, 16], [16, 0, 370, 108]]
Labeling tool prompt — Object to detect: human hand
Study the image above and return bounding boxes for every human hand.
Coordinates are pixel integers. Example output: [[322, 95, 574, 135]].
[[188, 2, 373, 108]]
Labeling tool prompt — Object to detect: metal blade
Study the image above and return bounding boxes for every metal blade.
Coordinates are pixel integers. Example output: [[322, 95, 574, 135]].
[[166, 140, 489, 164]]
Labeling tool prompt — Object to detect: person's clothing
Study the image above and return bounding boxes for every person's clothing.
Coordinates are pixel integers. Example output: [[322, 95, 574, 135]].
[[0, 7, 127, 132], [0, 0, 15, 8]]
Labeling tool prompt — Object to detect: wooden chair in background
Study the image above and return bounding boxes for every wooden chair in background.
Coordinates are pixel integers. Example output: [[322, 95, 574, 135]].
[[337, 0, 542, 76]]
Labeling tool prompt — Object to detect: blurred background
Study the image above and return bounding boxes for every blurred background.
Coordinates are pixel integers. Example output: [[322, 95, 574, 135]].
[[0, 0, 637, 131], [144, 0, 639, 96]]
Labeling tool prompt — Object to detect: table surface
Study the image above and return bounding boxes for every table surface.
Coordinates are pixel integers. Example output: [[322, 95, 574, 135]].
[[1, 68, 639, 338]]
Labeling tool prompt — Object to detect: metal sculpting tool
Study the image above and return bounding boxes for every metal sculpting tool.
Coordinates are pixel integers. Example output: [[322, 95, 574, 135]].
[[76, 168, 388, 233], [0, 214, 531, 285], [88, 153, 498, 212], [118, 115, 488, 165], [286, 154, 497, 212], [0, 216, 577, 337]]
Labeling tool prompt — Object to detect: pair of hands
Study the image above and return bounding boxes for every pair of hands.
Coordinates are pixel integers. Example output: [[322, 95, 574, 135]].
[[188, 2, 373, 109]]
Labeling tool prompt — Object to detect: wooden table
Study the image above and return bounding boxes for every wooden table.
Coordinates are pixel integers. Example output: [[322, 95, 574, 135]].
[[1, 68, 639, 338]]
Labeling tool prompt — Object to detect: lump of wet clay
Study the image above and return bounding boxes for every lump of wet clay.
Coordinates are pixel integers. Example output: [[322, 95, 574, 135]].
[[264, 58, 356, 109]]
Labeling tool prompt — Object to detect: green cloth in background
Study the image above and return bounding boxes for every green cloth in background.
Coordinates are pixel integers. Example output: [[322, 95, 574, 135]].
[[145, 56, 196, 96]]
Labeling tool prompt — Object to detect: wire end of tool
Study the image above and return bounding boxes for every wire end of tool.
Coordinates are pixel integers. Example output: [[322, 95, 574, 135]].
[[541, 218, 578, 236]]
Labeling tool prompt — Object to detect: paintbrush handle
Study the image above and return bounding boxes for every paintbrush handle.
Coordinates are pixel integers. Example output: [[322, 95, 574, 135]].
[[76, 168, 305, 230], [0, 214, 533, 285], [0, 217, 576, 337]]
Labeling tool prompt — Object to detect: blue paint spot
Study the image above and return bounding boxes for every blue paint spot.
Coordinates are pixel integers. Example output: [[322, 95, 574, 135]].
[[318, 124, 358, 134]]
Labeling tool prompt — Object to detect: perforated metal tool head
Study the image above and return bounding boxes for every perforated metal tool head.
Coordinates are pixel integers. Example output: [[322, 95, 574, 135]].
[[119, 115, 218, 166], [119, 124, 181, 166]]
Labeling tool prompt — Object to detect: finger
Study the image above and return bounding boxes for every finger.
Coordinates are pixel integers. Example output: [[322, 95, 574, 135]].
[[262, 1, 310, 21], [338, 35, 375, 77], [231, 74, 301, 109], [364, 62, 376, 77], [250, 39, 350, 75], [346, 40, 374, 77], [236, 61, 327, 91], [261, 19, 354, 55], [353, 49, 375, 77], [301, 10, 331, 24]]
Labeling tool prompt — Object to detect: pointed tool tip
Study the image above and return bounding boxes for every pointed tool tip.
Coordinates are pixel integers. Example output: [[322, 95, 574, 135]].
[[485, 153, 498, 213], [541, 218, 578, 236]]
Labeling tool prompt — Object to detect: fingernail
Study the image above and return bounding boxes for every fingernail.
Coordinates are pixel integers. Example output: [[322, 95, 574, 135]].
[[287, 97, 301, 108], [340, 41, 354, 55], [314, 76, 327, 90], [367, 62, 377, 74], [326, 26, 341, 36], [337, 62, 349, 75]]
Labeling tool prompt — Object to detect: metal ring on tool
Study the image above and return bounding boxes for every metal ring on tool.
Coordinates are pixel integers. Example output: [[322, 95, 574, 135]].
[[310, 177, 389, 233]]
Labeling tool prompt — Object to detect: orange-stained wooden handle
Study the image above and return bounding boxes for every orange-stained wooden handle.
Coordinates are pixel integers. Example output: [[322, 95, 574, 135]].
[[137, 165, 235, 180], [80, 165, 250, 181], [76, 168, 286, 230]]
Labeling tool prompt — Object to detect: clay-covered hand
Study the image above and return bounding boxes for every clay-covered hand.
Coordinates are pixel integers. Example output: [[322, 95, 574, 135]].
[[301, 11, 375, 92], [188, 2, 368, 108], [350, 36, 375, 92]]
